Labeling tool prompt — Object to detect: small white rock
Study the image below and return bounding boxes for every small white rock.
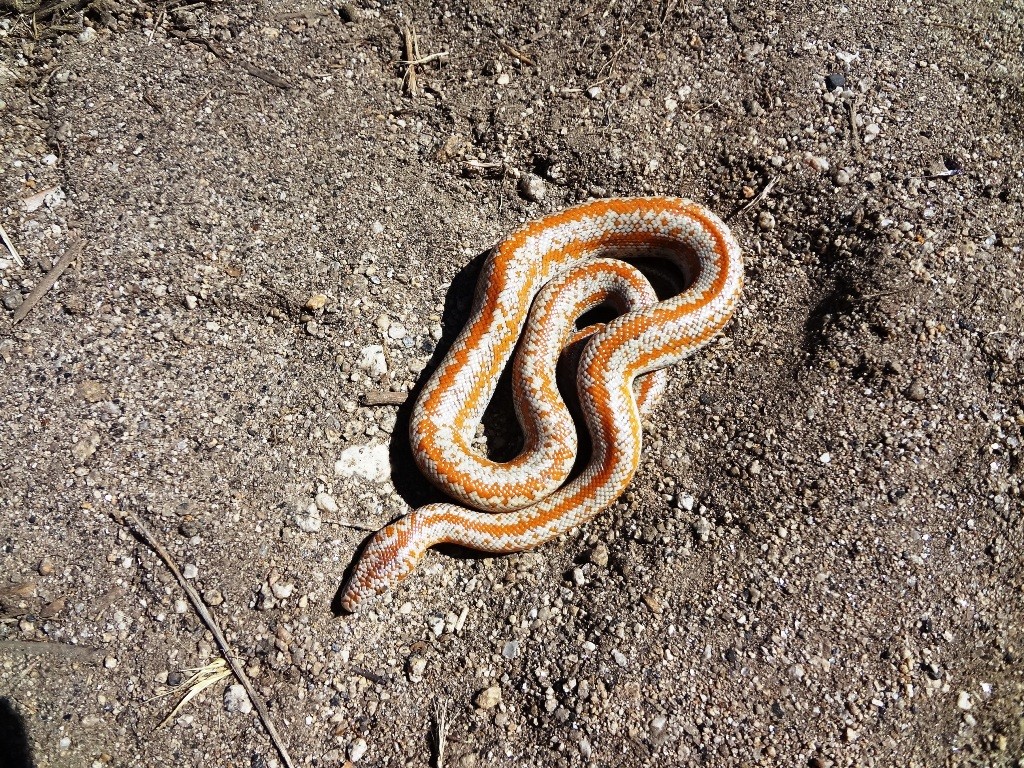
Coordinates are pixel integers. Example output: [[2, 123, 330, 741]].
[[586, 85, 603, 99], [183, 564, 198, 579], [407, 655, 427, 683], [335, 444, 390, 483], [294, 504, 322, 533], [349, 737, 368, 762], [224, 684, 253, 714], [957, 691, 972, 710], [315, 492, 339, 514], [271, 582, 294, 600], [819, 452, 831, 464], [356, 345, 388, 378], [517, 173, 547, 203]]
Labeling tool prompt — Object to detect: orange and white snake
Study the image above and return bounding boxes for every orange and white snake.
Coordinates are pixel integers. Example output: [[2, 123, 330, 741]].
[[341, 197, 743, 611]]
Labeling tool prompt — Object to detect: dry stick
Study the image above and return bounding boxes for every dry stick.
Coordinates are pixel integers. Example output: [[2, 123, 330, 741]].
[[737, 175, 778, 216], [0, 640, 101, 660], [116, 509, 296, 768], [848, 94, 863, 159], [0, 221, 23, 267], [239, 61, 292, 89], [497, 39, 535, 67], [433, 701, 449, 768], [361, 390, 408, 407], [12, 239, 82, 324], [402, 25, 419, 95]]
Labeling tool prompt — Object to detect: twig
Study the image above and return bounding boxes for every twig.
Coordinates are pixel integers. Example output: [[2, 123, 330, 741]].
[[688, 97, 721, 116], [0, 221, 24, 267], [115, 509, 296, 768], [497, 39, 536, 67], [239, 61, 292, 89], [402, 24, 420, 96], [737, 176, 778, 216], [847, 94, 863, 158], [360, 391, 408, 407], [0, 640, 101, 660], [400, 51, 449, 67], [12, 238, 83, 324], [433, 701, 449, 768]]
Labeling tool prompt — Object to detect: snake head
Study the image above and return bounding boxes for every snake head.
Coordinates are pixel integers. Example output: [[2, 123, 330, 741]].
[[339, 515, 428, 612]]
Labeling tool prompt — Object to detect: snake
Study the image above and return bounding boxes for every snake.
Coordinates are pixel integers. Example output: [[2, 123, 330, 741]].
[[340, 197, 743, 611]]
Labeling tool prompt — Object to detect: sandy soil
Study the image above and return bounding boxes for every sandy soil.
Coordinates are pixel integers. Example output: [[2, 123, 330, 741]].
[[1, 0, 1022, 766]]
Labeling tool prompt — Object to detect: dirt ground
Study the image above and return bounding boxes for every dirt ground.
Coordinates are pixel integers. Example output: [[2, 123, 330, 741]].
[[1, 0, 1022, 766]]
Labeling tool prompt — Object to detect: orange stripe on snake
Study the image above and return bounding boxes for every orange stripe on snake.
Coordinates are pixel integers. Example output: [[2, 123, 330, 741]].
[[341, 197, 743, 611]]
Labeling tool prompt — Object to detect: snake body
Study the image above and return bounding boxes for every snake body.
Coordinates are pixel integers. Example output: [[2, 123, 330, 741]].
[[341, 197, 743, 611]]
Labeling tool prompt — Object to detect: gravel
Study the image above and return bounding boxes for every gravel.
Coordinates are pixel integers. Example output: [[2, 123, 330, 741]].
[[1, 0, 1021, 766]]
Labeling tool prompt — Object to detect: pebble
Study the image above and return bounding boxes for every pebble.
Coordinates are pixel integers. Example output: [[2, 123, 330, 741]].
[[182, 564, 198, 579], [2, 290, 22, 311], [757, 211, 776, 231], [184, 294, 198, 310], [294, 504, 322, 533], [957, 691, 972, 710], [315, 492, 339, 514], [103, 656, 118, 669], [349, 738, 368, 762], [224, 684, 252, 714], [271, 582, 294, 600], [305, 293, 328, 311], [38, 557, 54, 576], [586, 542, 609, 567], [334, 444, 390, 483], [72, 431, 101, 462], [502, 640, 519, 659], [612, 649, 628, 666], [825, 73, 847, 91], [906, 379, 927, 401], [819, 452, 831, 464], [579, 738, 592, 759], [586, 85, 602, 99], [406, 655, 427, 682], [517, 174, 547, 203], [834, 169, 852, 186], [650, 714, 668, 737], [475, 685, 502, 710], [496, 72, 511, 86], [863, 123, 881, 143], [805, 154, 830, 172], [78, 26, 97, 44], [356, 345, 388, 378]]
